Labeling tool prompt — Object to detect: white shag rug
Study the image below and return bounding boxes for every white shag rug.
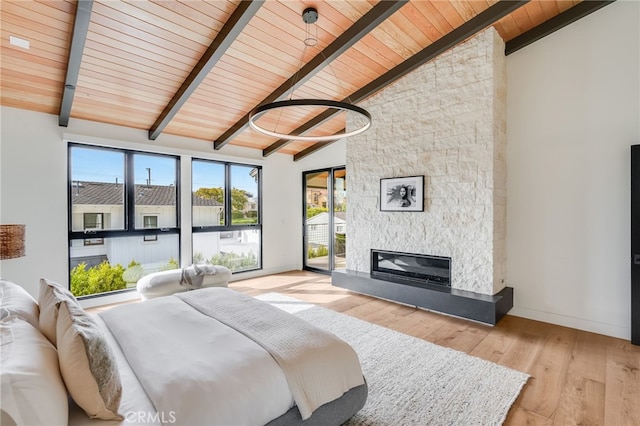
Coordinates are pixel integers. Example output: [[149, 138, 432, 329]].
[[257, 293, 529, 426]]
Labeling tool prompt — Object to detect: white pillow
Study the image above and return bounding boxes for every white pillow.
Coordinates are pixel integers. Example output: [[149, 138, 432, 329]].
[[136, 268, 183, 299], [38, 278, 79, 346], [0, 317, 68, 426], [56, 301, 123, 420], [0, 280, 39, 329]]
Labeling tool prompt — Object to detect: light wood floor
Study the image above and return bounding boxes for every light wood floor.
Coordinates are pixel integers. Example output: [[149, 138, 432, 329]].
[[230, 270, 640, 426]]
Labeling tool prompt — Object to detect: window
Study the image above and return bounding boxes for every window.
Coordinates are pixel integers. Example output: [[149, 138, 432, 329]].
[[231, 164, 259, 225], [192, 159, 261, 273], [68, 144, 180, 298], [83, 213, 103, 230], [83, 213, 104, 246], [143, 215, 158, 228]]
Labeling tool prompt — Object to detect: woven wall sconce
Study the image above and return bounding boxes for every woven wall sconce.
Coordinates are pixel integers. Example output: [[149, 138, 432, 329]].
[[0, 224, 26, 260]]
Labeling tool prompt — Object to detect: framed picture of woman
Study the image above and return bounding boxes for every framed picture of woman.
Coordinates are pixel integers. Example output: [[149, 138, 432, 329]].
[[380, 176, 424, 212]]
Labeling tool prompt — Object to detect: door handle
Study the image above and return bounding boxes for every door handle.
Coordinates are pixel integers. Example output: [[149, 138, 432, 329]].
[[634, 254, 640, 265]]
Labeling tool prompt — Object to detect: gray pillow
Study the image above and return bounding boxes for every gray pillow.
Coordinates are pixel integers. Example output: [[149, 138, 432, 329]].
[[56, 300, 123, 420]]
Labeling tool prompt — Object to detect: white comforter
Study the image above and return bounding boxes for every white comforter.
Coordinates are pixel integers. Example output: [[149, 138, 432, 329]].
[[99, 296, 293, 425], [98, 288, 363, 425], [177, 288, 365, 419]]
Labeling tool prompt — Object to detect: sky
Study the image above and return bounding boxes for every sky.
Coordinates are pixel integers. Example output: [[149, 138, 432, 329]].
[[71, 146, 258, 194]]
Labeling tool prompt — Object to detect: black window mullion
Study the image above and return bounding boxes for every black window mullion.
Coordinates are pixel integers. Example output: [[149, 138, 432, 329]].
[[175, 156, 181, 234], [257, 167, 263, 226], [328, 168, 335, 271], [125, 152, 135, 231], [224, 163, 232, 226]]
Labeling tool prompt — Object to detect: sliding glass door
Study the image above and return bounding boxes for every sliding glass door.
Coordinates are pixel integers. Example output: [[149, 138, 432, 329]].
[[303, 167, 346, 273]]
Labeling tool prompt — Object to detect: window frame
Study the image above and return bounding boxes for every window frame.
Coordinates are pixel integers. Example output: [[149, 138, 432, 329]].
[[68, 144, 181, 240], [67, 143, 181, 297], [191, 158, 263, 274]]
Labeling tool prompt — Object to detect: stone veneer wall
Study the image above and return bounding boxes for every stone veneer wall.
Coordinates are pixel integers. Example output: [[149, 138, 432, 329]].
[[346, 28, 507, 295]]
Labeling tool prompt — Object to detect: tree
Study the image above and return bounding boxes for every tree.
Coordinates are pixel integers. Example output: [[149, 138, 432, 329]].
[[195, 187, 223, 204], [195, 187, 250, 213], [231, 188, 250, 212]]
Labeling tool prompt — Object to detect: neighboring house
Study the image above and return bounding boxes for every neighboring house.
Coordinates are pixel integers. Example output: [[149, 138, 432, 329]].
[[242, 196, 257, 215], [306, 188, 328, 209], [69, 181, 222, 269], [306, 211, 346, 248]]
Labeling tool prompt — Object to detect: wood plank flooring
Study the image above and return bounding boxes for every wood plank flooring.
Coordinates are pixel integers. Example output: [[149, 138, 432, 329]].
[[230, 270, 640, 426]]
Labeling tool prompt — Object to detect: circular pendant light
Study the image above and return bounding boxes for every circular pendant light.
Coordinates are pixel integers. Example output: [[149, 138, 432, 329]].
[[247, 7, 372, 142], [248, 99, 372, 142]]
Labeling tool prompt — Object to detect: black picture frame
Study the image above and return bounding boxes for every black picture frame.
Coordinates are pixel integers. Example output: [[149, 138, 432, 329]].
[[380, 176, 424, 212]]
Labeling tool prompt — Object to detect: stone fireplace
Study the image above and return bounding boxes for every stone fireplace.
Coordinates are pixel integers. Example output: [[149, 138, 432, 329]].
[[332, 28, 513, 324]]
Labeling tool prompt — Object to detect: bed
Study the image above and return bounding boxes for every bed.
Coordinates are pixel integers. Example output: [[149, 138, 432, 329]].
[[0, 279, 367, 426]]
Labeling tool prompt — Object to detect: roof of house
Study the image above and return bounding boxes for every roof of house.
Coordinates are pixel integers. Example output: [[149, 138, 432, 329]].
[[71, 181, 222, 207], [307, 211, 347, 224]]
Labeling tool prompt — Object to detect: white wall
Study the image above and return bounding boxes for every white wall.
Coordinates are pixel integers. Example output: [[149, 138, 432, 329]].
[[506, 0, 639, 339], [0, 107, 314, 303]]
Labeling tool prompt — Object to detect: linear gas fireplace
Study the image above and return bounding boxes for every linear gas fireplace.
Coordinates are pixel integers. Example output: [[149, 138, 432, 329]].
[[371, 250, 451, 288], [333, 249, 513, 325]]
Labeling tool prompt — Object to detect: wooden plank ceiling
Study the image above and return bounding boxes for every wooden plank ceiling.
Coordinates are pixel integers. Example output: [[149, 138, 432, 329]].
[[1, 0, 609, 159]]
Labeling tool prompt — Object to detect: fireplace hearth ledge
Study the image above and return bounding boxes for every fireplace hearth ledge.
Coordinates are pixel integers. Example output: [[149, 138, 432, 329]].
[[332, 269, 513, 325]]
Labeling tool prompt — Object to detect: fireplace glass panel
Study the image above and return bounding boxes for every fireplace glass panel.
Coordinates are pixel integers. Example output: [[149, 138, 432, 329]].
[[372, 250, 451, 287]]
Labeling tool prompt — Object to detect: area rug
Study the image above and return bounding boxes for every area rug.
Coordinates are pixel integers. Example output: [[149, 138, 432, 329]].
[[257, 293, 529, 426]]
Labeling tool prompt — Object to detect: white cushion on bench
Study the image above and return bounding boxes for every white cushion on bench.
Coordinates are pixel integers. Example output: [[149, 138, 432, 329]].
[[136, 265, 231, 299]]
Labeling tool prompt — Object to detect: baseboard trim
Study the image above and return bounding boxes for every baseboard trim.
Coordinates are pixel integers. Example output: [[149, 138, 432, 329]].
[[229, 264, 301, 282], [508, 306, 630, 340]]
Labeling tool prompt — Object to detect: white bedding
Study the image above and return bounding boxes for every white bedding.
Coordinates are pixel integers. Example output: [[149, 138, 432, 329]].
[[98, 296, 295, 426], [70, 289, 364, 425]]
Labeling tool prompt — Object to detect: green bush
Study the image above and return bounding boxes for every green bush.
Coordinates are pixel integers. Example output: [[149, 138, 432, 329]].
[[307, 245, 329, 259], [209, 251, 257, 271], [306, 207, 328, 219], [233, 218, 257, 224], [246, 210, 258, 218], [160, 257, 179, 271], [334, 234, 346, 256], [122, 264, 144, 285], [193, 252, 205, 264], [70, 261, 126, 297], [232, 210, 245, 220]]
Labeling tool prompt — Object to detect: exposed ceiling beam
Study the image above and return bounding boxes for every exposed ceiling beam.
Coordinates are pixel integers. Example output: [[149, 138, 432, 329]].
[[213, 0, 408, 151], [148, 0, 264, 141], [505, 0, 614, 55], [293, 131, 345, 161], [58, 0, 93, 127], [263, 0, 529, 159]]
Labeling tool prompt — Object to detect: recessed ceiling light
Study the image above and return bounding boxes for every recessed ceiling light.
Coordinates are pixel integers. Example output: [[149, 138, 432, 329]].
[[9, 36, 30, 49]]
